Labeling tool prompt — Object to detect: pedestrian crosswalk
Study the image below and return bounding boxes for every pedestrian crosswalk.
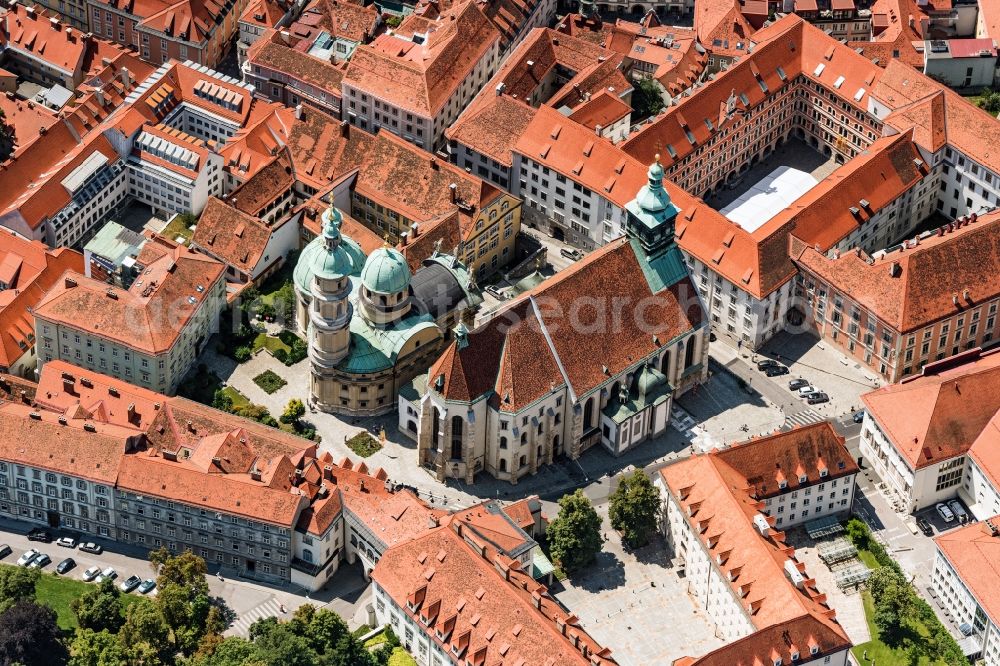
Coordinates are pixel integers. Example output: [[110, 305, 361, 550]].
[[228, 597, 284, 637], [784, 409, 826, 428]]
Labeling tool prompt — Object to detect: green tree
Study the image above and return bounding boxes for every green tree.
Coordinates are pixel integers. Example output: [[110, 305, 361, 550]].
[[608, 470, 660, 548], [287, 604, 350, 656], [977, 88, 1000, 115], [212, 389, 234, 412], [119, 597, 172, 665], [547, 489, 603, 574], [868, 566, 915, 645], [0, 107, 16, 162], [631, 77, 665, 120], [188, 636, 258, 666], [248, 618, 318, 666], [0, 599, 68, 665], [71, 579, 125, 633], [0, 565, 39, 613], [69, 628, 127, 666], [148, 548, 229, 657], [281, 398, 306, 425]]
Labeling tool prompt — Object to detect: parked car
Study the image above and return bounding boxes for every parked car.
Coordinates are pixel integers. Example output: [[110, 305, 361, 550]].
[[560, 247, 583, 261], [936, 502, 956, 523], [82, 566, 101, 582], [797, 385, 819, 397], [56, 558, 76, 575], [0, 544, 11, 560], [806, 392, 830, 405], [138, 579, 157, 595], [949, 500, 970, 523], [95, 567, 117, 583], [853, 410, 866, 424], [788, 378, 810, 391], [757, 359, 779, 371], [26, 528, 51, 543], [56, 536, 77, 548], [17, 549, 40, 567], [121, 575, 142, 593], [484, 285, 506, 301], [765, 365, 789, 377], [916, 517, 933, 536], [29, 553, 51, 569], [78, 542, 103, 555]]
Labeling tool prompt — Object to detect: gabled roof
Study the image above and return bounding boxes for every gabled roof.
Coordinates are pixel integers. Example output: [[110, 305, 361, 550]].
[[660, 447, 848, 639], [372, 520, 615, 666], [34, 239, 225, 355], [429, 236, 703, 407], [791, 211, 1000, 334], [343, 0, 500, 117], [861, 348, 1000, 469], [934, 516, 1000, 625], [192, 197, 284, 274]]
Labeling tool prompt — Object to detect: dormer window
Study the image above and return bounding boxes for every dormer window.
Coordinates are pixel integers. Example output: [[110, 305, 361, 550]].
[[773, 658, 782, 666], [779, 480, 788, 489], [810, 645, 819, 655], [799, 474, 807, 483], [791, 651, 799, 661], [819, 468, 828, 478]]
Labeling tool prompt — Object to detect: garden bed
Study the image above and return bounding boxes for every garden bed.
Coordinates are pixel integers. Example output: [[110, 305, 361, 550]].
[[345, 431, 382, 457], [253, 370, 287, 394]]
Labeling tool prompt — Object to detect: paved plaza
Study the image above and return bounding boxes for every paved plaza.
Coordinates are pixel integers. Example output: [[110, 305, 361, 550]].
[[552, 505, 725, 666]]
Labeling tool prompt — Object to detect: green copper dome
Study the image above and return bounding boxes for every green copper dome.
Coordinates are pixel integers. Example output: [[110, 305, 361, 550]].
[[361, 247, 411, 294], [294, 204, 366, 293]]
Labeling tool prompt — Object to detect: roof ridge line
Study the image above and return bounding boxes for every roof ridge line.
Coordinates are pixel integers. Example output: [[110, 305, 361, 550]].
[[528, 295, 575, 403]]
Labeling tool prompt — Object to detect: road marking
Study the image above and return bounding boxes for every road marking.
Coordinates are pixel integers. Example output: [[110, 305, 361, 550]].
[[784, 409, 825, 428], [228, 597, 283, 637]]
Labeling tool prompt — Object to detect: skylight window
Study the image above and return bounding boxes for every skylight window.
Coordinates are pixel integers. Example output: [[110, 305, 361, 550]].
[[813, 63, 825, 77], [776, 65, 787, 81], [833, 75, 845, 89]]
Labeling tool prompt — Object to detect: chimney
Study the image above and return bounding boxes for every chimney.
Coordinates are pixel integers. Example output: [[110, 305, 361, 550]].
[[495, 82, 506, 96], [65, 277, 77, 288], [400, 231, 408, 246], [294, 103, 303, 119], [66, 26, 73, 39], [963, 288, 971, 301], [120, 67, 131, 87], [430, 156, 438, 170], [411, 222, 419, 238], [339, 120, 350, 138], [888, 262, 902, 278], [95, 88, 105, 107], [449, 183, 457, 203], [594, 123, 602, 135]]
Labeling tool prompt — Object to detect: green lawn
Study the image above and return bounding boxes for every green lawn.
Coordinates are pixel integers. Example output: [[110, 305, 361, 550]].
[[856, 547, 880, 571], [252, 332, 292, 355], [388, 648, 417, 666], [0, 564, 142, 630], [221, 386, 249, 409], [851, 591, 948, 666], [161, 216, 195, 244]]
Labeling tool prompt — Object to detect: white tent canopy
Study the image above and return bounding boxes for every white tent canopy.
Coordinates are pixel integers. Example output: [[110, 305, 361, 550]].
[[720, 166, 819, 232]]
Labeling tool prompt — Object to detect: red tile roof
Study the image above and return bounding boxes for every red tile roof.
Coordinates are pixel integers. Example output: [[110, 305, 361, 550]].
[[862, 348, 1000, 469], [343, 0, 500, 117], [660, 451, 848, 637], [34, 239, 225, 355], [934, 516, 1000, 624], [790, 211, 1000, 334], [430, 236, 703, 407], [713, 422, 858, 499], [0, 235, 83, 369], [567, 90, 631, 131], [192, 197, 287, 275], [674, 613, 852, 665], [372, 520, 615, 666], [967, 412, 1000, 504]]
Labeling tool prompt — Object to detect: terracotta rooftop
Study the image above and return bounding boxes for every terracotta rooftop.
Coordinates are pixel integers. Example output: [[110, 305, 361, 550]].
[[446, 95, 537, 167], [226, 153, 295, 216], [32, 359, 163, 431], [289, 0, 379, 45], [192, 197, 286, 275], [34, 239, 225, 355], [246, 30, 348, 95], [673, 613, 852, 665], [790, 211, 1000, 334], [713, 422, 858, 500], [343, 0, 500, 117], [862, 348, 1000, 469], [429, 236, 703, 409], [934, 515, 1000, 625], [567, 89, 631, 132], [0, 234, 83, 369], [0, 401, 137, 485], [659, 452, 847, 636], [372, 520, 615, 666], [1, 5, 88, 77]]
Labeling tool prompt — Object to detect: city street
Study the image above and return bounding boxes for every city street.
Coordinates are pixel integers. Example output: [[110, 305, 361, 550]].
[[0, 516, 372, 637]]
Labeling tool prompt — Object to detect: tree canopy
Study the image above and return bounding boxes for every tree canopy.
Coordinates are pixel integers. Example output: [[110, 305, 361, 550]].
[[608, 470, 660, 548], [547, 489, 603, 573]]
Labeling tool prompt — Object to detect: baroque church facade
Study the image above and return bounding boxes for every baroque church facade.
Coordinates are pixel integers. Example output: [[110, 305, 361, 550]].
[[400, 159, 711, 484]]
